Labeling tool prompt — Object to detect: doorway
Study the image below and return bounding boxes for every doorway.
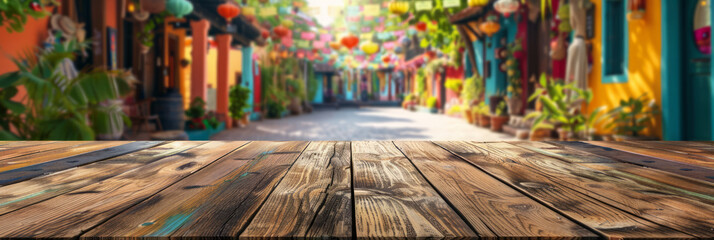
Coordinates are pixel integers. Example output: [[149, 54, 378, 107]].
[[681, 0, 712, 140]]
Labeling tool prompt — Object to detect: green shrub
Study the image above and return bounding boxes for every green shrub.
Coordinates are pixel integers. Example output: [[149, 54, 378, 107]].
[[445, 79, 462, 93], [461, 75, 483, 107], [426, 97, 438, 109], [229, 85, 251, 119]]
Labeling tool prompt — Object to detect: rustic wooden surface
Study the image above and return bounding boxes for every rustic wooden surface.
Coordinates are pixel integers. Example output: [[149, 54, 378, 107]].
[[0, 141, 712, 239]]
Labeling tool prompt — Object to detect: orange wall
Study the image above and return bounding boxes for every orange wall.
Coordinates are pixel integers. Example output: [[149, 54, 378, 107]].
[[0, 14, 52, 75], [105, 0, 118, 28], [588, 0, 662, 138]]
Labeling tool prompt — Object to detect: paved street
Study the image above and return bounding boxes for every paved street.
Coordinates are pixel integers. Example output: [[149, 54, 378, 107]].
[[212, 107, 516, 141]]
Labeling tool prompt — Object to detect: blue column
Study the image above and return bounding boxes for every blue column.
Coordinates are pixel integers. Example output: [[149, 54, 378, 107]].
[[313, 73, 324, 103], [241, 46, 254, 118]]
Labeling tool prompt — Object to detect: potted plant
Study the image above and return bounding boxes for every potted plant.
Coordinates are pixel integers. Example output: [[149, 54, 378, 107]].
[[264, 85, 287, 119], [0, 40, 135, 140], [461, 75, 483, 124], [426, 96, 438, 113], [286, 79, 305, 115], [185, 97, 206, 130], [606, 94, 661, 141], [505, 40, 524, 115], [475, 102, 491, 128], [229, 84, 251, 127], [488, 92, 505, 115], [525, 74, 594, 141], [490, 100, 509, 132], [137, 15, 165, 54]]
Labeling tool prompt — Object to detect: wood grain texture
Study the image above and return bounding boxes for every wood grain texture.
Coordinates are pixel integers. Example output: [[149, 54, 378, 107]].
[[0, 141, 248, 239], [0, 141, 204, 215], [0, 141, 58, 151], [352, 141, 476, 239], [0, 141, 91, 162], [80, 141, 307, 240], [495, 142, 714, 238], [0, 141, 163, 186], [437, 141, 693, 239], [513, 141, 714, 203], [650, 141, 714, 158], [555, 141, 714, 183], [242, 141, 353, 239], [586, 141, 714, 169], [394, 141, 598, 239], [0, 141, 128, 173]]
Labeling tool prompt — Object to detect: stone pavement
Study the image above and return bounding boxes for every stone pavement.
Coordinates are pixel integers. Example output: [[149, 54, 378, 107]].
[[212, 107, 516, 141]]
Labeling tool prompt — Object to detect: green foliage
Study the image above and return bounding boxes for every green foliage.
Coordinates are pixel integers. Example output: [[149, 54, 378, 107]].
[[426, 96, 438, 109], [505, 40, 523, 97], [203, 111, 220, 129], [447, 105, 461, 115], [265, 85, 288, 118], [495, 100, 507, 116], [445, 79, 462, 93], [138, 14, 166, 48], [0, 40, 135, 140], [286, 78, 307, 101], [461, 75, 483, 107], [307, 62, 318, 101], [0, 0, 51, 33], [606, 94, 660, 137], [185, 97, 206, 120], [229, 85, 251, 119], [525, 74, 594, 138], [415, 68, 426, 95], [408, 0, 468, 52], [474, 102, 489, 115]]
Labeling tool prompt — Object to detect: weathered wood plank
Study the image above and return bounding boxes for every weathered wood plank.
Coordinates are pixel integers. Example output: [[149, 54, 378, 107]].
[[0, 141, 58, 151], [651, 141, 714, 157], [0, 141, 128, 173], [587, 141, 714, 169], [437, 141, 693, 239], [0, 141, 92, 162], [352, 141, 476, 239], [0, 141, 163, 186], [555, 141, 714, 183], [0, 141, 204, 215], [513, 141, 714, 203], [242, 141, 352, 239], [394, 141, 598, 239], [514, 141, 617, 163], [497, 142, 714, 238], [80, 141, 307, 240], [0, 141, 248, 239]]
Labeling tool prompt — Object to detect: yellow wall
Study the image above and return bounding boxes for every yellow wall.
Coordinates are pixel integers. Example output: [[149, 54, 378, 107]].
[[588, 0, 662, 137], [183, 38, 243, 109]]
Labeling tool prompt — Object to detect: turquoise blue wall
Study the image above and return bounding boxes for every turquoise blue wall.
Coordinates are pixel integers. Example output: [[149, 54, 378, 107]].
[[344, 71, 354, 101], [313, 72, 324, 103], [241, 47, 255, 118]]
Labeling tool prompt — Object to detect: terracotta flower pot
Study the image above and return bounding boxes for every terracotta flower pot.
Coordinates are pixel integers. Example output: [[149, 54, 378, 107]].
[[557, 128, 577, 141], [463, 109, 474, 124], [529, 129, 552, 141], [507, 96, 523, 115], [478, 114, 491, 128], [490, 115, 509, 132]]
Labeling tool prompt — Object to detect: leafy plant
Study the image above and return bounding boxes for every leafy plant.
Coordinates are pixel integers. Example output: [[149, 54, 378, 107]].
[[0, 40, 135, 140], [525, 74, 593, 138], [461, 75, 483, 107], [185, 97, 206, 130], [445, 79, 462, 93], [203, 111, 220, 129], [447, 105, 462, 115], [415, 69, 426, 95], [606, 94, 660, 137], [265, 85, 287, 118], [229, 84, 251, 119], [286, 78, 306, 101], [0, 0, 52, 33], [426, 96, 438, 109], [494, 100, 507, 116], [137, 14, 166, 48], [505, 40, 523, 98], [474, 102, 490, 115]]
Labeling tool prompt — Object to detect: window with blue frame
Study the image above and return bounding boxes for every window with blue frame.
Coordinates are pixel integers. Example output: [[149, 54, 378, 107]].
[[602, 0, 628, 83]]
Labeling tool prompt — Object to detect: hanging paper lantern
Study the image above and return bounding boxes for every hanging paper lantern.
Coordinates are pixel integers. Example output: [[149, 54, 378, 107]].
[[218, 2, 240, 31], [166, 0, 193, 18], [273, 25, 289, 38], [494, 0, 519, 17], [467, 0, 490, 7], [261, 30, 270, 39], [281, 19, 294, 28], [340, 34, 359, 50], [388, 1, 409, 15], [480, 16, 501, 37], [360, 41, 379, 55], [142, 0, 166, 13], [394, 46, 403, 54], [382, 55, 391, 64], [415, 21, 427, 32]]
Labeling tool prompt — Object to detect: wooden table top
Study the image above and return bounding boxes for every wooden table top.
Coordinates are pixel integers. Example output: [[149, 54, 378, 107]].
[[0, 141, 712, 239]]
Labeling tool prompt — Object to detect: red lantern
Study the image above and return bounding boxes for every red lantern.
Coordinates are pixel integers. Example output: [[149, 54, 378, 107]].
[[217, 2, 240, 23], [261, 30, 270, 39], [340, 34, 359, 50], [416, 21, 427, 32], [426, 50, 436, 59], [312, 48, 319, 54], [273, 25, 289, 38], [382, 55, 391, 63]]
